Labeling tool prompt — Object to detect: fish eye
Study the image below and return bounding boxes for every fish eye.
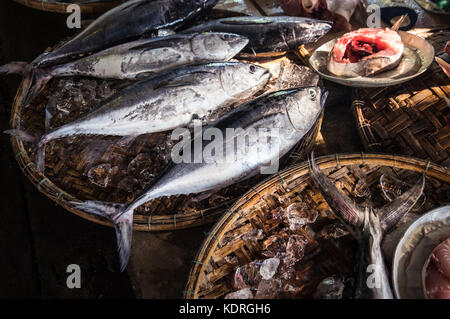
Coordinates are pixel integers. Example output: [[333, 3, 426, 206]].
[[309, 89, 316, 99], [249, 65, 257, 73], [222, 34, 230, 40]]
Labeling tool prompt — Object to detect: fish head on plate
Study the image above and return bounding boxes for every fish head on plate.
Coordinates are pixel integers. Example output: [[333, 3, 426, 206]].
[[217, 62, 271, 95], [284, 87, 327, 132], [191, 32, 249, 60]]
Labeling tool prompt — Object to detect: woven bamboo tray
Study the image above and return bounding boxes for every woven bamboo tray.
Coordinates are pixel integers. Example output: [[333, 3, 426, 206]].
[[184, 153, 450, 299], [13, 0, 124, 14], [352, 29, 450, 167], [9, 69, 323, 232]]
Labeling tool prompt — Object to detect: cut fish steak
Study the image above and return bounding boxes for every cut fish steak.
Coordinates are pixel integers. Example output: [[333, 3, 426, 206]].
[[327, 28, 404, 77]]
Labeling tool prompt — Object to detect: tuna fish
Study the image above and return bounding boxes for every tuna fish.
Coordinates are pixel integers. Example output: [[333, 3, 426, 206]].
[[5, 62, 271, 173], [32, 0, 219, 68], [327, 28, 405, 77], [3, 32, 249, 109], [183, 16, 332, 54], [73, 86, 328, 271], [309, 154, 425, 299]]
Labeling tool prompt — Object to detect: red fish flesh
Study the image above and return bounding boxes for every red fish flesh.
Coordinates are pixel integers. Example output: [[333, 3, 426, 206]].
[[423, 238, 450, 299], [328, 28, 404, 77]]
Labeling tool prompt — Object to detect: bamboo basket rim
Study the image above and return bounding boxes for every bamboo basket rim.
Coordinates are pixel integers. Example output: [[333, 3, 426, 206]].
[[184, 152, 450, 299], [13, 0, 123, 14], [10, 76, 323, 232]]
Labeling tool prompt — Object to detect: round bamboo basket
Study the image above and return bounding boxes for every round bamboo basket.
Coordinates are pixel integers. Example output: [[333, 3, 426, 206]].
[[9, 74, 323, 232], [13, 0, 124, 14], [184, 153, 450, 299], [352, 28, 450, 167]]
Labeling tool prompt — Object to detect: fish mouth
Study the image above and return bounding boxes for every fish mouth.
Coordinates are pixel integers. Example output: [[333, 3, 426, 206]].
[[260, 68, 272, 81], [320, 89, 329, 107]]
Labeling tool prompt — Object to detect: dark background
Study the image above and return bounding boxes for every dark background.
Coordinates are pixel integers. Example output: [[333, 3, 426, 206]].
[[0, 0, 134, 298]]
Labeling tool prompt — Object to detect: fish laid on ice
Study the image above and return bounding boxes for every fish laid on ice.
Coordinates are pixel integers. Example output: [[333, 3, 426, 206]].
[[4, 32, 249, 109], [183, 16, 332, 54], [327, 28, 405, 77], [31, 0, 219, 68], [309, 154, 425, 299], [6, 62, 270, 173], [73, 87, 328, 271]]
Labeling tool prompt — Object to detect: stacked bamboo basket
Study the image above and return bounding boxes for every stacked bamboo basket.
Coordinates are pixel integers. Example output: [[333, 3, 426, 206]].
[[353, 28, 450, 167]]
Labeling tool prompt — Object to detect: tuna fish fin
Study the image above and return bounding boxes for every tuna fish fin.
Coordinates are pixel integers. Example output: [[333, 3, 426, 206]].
[[4, 129, 38, 143], [308, 152, 365, 227], [20, 69, 53, 109], [0, 62, 28, 75], [378, 174, 425, 234], [71, 200, 133, 272], [4, 129, 48, 173]]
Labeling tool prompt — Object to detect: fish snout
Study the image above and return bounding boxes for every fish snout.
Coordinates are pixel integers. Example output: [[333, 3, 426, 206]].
[[308, 19, 333, 37], [320, 88, 329, 108], [226, 33, 250, 52]]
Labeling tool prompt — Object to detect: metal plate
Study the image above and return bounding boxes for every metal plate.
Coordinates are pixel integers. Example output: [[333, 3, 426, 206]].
[[392, 206, 450, 299], [309, 30, 435, 88]]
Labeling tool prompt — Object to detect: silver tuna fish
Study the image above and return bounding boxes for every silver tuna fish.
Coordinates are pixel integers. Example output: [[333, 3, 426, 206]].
[[32, 0, 219, 68], [309, 154, 425, 299], [6, 62, 271, 173], [183, 16, 332, 54], [9, 32, 248, 109], [73, 87, 328, 271]]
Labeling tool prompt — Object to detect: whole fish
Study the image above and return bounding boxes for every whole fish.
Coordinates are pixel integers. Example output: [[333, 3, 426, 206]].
[[6, 62, 270, 173], [328, 28, 405, 77], [3, 32, 249, 109], [309, 154, 425, 299], [73, 86, 328, 271], [183, 16, 332, 54], [32, 0, 219, 68]]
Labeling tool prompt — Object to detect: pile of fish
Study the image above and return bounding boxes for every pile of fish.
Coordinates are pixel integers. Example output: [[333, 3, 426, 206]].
[[1, 0, 332, 270]]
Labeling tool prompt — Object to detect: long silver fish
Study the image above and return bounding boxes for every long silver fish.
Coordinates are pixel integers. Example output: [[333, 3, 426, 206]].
[[72, 87, 328, 271], [183, 16, 332, 54], [309, 154, 425, 299], [3, 32, 248, 109], [32, 0, 219, 68], [6, 62, 270, 173]]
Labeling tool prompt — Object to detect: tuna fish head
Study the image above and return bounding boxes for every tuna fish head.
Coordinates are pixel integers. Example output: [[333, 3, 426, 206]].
[[294, 18, 333, 44], [285, 87, 327, 132], [191, 33, 249, 60], [219, 63, 271, 96]]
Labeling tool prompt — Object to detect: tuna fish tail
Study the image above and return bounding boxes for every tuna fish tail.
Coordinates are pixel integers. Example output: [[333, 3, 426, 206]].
[[378, 174, 425, 234], [308, 152, 365, 227], [4, 129, 38, 143], [71, 200, 133, 272], [4, 129, 47, 173], [0, 62, 29, 75], [20, 69, 53, 109]]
